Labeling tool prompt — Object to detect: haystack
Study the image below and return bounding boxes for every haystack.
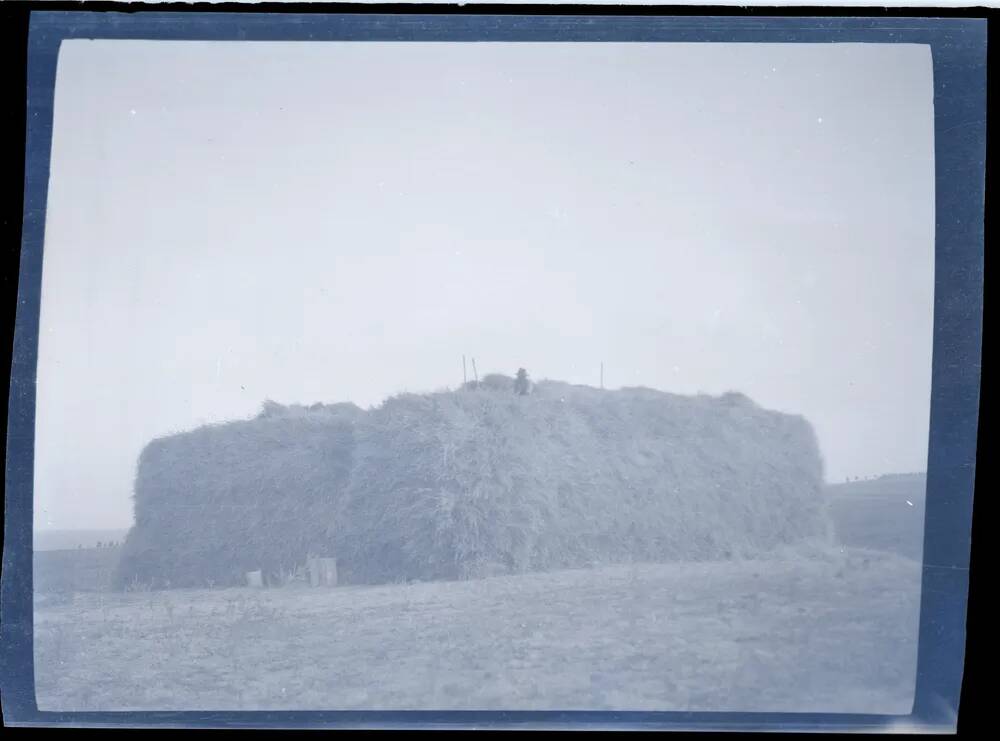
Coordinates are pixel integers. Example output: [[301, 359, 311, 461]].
[[336, 381, 829, 583], [114, 381, 830, 589], [113, 403, 358, 589]]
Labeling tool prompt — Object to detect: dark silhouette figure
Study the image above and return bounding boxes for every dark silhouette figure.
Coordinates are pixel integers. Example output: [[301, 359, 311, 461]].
[[514, 368, 530, 396]]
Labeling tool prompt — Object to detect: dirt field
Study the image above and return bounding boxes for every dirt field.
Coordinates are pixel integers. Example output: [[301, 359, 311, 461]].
[[34, 545, 920, 713]]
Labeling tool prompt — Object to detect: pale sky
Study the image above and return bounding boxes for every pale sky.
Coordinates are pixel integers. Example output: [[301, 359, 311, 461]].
[[34, 40, 935, 531]]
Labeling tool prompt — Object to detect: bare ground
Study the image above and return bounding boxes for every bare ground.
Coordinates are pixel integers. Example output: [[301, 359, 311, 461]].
[[34, 546, 920, 713]]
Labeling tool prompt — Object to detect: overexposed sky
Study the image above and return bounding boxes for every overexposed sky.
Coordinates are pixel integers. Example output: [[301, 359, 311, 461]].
[[35, 40, 935, 531]]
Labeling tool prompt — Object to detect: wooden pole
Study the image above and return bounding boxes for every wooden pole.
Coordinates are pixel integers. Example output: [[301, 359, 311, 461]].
[[472, 357, 479, 385], [463, 355, 467, 386]]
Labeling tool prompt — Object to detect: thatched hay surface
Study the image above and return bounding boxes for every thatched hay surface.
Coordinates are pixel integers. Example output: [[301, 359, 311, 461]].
[[115, 407, 356, 589], [116, 383, 829, 588]]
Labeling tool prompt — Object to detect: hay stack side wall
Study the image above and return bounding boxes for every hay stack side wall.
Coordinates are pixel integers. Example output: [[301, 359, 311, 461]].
[[115, 384, 829, 589], [113, 409, 356, 589], [337, 382, 829, 583]]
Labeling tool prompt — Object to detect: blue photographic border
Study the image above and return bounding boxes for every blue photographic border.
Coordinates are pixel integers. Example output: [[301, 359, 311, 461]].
[[2, 10, 985, 730]]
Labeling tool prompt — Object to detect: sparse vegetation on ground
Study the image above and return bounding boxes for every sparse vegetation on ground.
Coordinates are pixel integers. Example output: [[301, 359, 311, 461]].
[[36, 546, 919, 712]]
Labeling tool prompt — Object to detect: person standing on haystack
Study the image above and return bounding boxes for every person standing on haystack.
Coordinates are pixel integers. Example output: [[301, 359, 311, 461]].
[[514, 368, 531, 396]]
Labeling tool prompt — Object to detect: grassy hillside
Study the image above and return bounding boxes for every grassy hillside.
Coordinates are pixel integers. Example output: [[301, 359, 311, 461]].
[[34, 546, 122, 597], [829, 473, 927, 499], [827, 473, 926, 562], [115, 379, 831, 589]]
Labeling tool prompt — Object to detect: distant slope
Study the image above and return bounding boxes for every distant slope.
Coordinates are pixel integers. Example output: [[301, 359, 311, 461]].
[[34, 529, 129, 552], [827, 474, 926, 561], [34, 546, 123, 594]]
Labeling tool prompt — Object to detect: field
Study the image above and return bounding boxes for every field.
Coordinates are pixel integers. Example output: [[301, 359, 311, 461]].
[[33, 474, 926, 713], [35, 548, 918, 713]]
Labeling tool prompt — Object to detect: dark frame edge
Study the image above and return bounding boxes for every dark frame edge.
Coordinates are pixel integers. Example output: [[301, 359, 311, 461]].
[[1, 6, 987, 731]]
